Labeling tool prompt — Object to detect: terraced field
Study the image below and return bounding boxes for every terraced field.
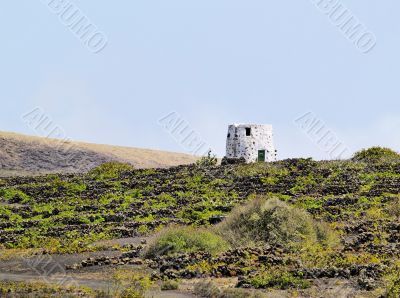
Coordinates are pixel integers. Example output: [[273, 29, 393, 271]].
[[1, 150, 400, 297]]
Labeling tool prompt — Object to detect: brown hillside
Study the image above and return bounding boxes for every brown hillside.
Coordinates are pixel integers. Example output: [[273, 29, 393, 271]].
[[0, 131, 198, 177]]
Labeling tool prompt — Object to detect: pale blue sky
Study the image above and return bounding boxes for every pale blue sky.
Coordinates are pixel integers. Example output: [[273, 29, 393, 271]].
[[1, 1, 399, 159]]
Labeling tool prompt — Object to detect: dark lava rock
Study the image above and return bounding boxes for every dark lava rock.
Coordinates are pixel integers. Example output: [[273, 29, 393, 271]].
[[221, 157, 246, 166], [208, 215, 226, 225]]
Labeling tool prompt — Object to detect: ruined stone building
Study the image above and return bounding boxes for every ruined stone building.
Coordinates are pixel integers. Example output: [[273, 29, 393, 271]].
[[225, 124, 277, 163]]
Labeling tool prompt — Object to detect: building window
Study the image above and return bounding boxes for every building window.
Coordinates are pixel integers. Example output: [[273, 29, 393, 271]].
[[227, 133, 230, 138], [245, 127, 251, 136]]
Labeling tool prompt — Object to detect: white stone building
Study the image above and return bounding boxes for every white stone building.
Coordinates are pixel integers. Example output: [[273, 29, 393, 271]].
[[225, 124, 277, 163]]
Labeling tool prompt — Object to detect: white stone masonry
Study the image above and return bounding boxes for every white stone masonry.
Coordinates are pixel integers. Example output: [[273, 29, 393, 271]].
[[225, 124, 277, 163]]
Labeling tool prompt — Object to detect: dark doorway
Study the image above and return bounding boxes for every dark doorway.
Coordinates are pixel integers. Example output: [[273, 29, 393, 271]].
[[258, 150, 265, 162]]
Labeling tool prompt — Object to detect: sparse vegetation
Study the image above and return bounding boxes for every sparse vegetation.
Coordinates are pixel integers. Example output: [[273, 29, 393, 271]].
[[160, 279, 179, 291], [194, 281, 265, 298], [0, 281, 95, 298]]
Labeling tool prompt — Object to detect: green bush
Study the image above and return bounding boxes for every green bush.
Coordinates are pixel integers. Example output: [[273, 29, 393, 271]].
[[352, 147, 400, 163], [144, 226, 229, 258], [248, 270, 310, 290], [195, 150, 218, 168], [89, 162, 134, 180], [217, 196, 338, 250], [111, 269, 152, 298]]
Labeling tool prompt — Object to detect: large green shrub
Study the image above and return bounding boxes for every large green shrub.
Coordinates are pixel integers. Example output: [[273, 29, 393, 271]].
[[352, 147, 400, 163], [217, 196, 338, 250], [144, 226, 229, 258]]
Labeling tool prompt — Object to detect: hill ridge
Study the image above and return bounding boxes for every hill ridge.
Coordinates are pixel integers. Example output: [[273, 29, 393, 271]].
[[0, 131, 198, 176]]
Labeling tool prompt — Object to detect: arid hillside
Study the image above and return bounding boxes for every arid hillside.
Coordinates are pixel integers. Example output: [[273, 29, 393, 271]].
[[0, 131, 198, 177]]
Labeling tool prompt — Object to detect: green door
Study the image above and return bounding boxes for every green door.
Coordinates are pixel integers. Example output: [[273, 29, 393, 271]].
[[258, 150, 265, 162]]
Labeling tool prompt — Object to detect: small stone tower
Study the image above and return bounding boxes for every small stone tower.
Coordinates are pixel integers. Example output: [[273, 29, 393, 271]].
[[225, 124, 277, 163]]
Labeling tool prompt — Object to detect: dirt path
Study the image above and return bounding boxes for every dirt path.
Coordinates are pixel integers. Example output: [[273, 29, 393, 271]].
[[0, 237, 196, 297], [0, 250, 120, 290], [0, 271, 196, 298]]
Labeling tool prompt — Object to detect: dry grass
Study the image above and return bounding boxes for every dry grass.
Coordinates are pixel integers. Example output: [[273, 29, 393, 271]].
[[0, 131, 198, 177], [0, 248, 38, 261]]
